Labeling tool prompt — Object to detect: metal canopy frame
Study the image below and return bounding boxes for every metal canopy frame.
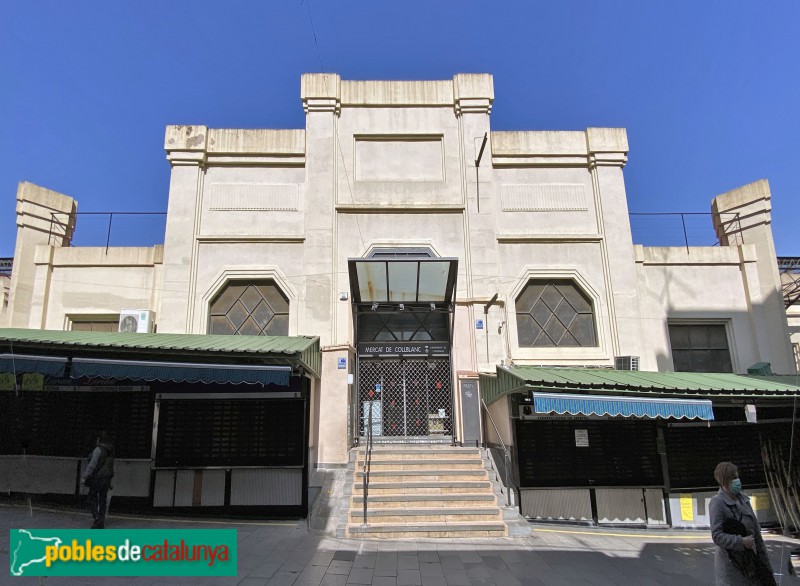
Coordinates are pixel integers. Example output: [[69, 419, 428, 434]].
[[778, 257, 800, 309], [347, 257, 459, 309]]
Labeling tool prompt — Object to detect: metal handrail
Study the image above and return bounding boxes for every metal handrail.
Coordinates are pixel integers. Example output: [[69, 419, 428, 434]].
[[481, 399, 513, 507], [362, 403, 374, 525]]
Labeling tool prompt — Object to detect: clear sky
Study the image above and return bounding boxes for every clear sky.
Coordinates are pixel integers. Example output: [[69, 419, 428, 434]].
[[2, 1, 799, 257]]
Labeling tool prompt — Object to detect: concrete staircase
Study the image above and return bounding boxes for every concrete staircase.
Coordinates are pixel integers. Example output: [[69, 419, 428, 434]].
[[340, 444, 529, 538]]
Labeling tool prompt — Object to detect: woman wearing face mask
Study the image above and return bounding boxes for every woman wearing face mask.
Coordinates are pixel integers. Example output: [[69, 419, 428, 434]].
[[709, 461, 776, 585]]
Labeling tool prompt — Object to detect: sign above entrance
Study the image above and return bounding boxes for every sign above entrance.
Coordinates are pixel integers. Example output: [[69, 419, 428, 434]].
[[358, 342, 450, 357]]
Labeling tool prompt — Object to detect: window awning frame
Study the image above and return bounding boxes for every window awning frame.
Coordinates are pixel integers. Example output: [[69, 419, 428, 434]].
[[0, 353, 67, 377], [532, 391, 715, 421], [71, 357, 291, 386]]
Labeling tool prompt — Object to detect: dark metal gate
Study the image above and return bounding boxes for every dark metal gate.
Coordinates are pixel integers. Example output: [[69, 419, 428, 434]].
[[358, 358, 452, 442]]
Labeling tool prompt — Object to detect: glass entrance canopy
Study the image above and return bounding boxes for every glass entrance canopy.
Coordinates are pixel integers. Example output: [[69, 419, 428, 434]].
[[348, 258, 458, 305]]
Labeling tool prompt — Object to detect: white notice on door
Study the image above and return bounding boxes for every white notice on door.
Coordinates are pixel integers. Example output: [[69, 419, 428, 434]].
[[575, 429, 589, 447]]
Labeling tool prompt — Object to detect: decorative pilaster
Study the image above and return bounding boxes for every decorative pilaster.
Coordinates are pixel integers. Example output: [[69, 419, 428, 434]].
[[301, 73, 341, 115], [453, 74, 493, 116]]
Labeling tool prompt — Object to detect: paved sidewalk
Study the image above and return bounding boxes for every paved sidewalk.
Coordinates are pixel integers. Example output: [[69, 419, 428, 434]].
[[1, 502, 798, 585]]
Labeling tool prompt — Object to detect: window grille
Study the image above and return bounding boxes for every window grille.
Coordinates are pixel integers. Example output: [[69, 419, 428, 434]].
[[209, 281, 289, 336], [515, 279, 596, 347]]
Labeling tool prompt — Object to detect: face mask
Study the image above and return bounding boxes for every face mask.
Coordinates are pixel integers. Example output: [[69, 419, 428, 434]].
[[731, 479, 742, 494]]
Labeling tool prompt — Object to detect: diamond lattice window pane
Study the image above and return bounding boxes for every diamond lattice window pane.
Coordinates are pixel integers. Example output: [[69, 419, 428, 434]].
[[226, 301, 249, 330], [516, 279, 597, 348], [252, 300, 275, 330], [554, 300, 578, 327], [540, 285, 564, 311], [239, 286, 265, 313], [543, 316, 567, 344]]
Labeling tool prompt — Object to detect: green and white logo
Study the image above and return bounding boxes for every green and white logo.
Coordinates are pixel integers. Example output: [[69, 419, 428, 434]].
[[9, 529, 237, 577]]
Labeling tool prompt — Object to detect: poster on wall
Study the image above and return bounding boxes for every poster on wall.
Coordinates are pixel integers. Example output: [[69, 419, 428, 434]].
[[574, 429, 589, 447]]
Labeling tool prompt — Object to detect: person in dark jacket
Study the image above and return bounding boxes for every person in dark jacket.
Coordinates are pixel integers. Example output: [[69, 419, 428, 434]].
[[82, 431, 115, 529], [709, 461, 775, 585]]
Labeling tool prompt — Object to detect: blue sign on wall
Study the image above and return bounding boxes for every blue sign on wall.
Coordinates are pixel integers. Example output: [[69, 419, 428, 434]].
[[337, 357, 346, 369], [475, 319, 484, 330]]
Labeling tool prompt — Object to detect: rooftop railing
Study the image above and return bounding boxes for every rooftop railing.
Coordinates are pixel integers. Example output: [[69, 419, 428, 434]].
[[629, 212, 742, 251], [38, 210, 745, 253], [48, 212, 168, 252]]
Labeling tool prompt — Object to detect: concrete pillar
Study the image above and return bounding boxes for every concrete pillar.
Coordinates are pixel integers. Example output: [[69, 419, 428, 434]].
[[586, 128, 647, 363], [158, 125, 207, 333], [302, 75, 348, 464], [454, 73, 497, 373], [712, 180, 795, 373], [5, 182, 76, 328]]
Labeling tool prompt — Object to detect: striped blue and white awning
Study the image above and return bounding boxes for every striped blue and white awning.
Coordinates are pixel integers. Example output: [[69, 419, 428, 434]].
[[533, 392, 714, 420]]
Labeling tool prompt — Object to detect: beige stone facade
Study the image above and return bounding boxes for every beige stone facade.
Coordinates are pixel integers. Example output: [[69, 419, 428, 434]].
[[2, 74, 796, 474]]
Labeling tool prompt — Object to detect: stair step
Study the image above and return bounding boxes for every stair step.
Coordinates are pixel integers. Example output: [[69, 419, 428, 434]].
[[351, 508, 501, 523], [347, 522, 507, 538], [352, 493, 497, 507], [356, 448, 481, 460], [354, 481, 491, 494], [356, 459, 485, 469], [355, 470, 487, 481]]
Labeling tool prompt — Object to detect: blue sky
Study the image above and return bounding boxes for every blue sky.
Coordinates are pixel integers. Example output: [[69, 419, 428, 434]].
[[1, 1, 798, 256]]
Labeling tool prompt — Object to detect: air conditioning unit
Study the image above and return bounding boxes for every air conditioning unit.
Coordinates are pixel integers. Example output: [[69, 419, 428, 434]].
[[614, 355, 640, 371], [118, 309, 156, 333]]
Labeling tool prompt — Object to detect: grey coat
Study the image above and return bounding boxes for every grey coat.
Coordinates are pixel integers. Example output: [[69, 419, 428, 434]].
[[709, 489, 772, 586]]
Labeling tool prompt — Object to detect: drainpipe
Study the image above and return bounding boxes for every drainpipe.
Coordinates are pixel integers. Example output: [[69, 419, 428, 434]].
[[484, 293, 498, 365]]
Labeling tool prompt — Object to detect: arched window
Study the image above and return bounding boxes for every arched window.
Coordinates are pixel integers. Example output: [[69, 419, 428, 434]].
[[515, 279, 596, 347], [209, 280, 289, 336]]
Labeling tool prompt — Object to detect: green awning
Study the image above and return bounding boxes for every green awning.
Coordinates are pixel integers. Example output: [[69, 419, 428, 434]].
[[533, 392, 714, 420], [481, 365, 800, 405], [72, 358, 290, 386], [0, 353, 67, 377], [0, 328, 321, 378]]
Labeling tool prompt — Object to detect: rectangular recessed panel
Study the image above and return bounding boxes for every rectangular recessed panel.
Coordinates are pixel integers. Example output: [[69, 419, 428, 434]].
[[153, 470, 175, 507], [500, 184, 587, 211], [596, 488, 646, 524], [520, 488, 592, 521], [230, 468, 302, 506], [201, 470, 226, 506], [355, 137, 444, 182], [173, 470, 195, 507], [208, 183, 299, 211]]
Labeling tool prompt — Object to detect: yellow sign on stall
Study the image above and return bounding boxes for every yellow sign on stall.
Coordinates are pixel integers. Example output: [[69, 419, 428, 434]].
[[680, 494, 694, 521]]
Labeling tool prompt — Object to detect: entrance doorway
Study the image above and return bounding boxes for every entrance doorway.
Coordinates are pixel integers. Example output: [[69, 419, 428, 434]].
[[358, 358, 452, 442]]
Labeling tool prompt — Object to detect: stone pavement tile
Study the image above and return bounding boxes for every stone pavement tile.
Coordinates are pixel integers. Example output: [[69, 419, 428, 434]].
[[309, 552, 335, 566], [248, 561, 282, 578], [296, 564, 328, 583], [443, 570, 472, 586], [438, 553, 464, 570], [421, 576, 447, 586], [238, 578, 269, 586], [352, 553, 376, 568], [456, 552, 482, 563], [267, 571, 302, 585], [372, 577, 398, 586], [484, 569, 522, 586], [466, 578, 498, 586], [346, 567, 374, 584], [326, 560, 354, 575], [463, 562, 491, 578], [375, 566, 399, 577], [419, 562, 445, 577], [418, 551, 440, 563], [397, 568, 423, 586], [333, 550, 357, 562], [477, 554, 507, 570], [398, 554, 420, 570], [319, 574, 347, 586]]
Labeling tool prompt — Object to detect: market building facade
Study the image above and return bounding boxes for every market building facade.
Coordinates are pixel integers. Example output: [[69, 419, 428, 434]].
[[1, 73, 798, 526]]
